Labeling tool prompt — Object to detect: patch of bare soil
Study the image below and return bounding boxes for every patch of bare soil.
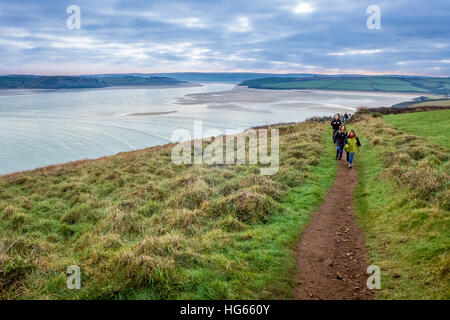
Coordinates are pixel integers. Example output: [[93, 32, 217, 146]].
[[294, 159, 375, 300]]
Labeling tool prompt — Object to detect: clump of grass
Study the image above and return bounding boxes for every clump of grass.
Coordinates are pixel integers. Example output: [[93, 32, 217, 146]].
[[99, 207, 145, 235], [175, 178, 211, 210], [0, 205, 18, 221], [214, 190, 277, 224], [216, 215, 248, 232]]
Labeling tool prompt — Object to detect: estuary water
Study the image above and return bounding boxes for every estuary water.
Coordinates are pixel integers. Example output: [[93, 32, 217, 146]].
[[0, 83, 417, 174]]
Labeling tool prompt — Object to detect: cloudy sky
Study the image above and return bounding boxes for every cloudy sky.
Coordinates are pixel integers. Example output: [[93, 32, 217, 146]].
[[0, 0, 449, 76]]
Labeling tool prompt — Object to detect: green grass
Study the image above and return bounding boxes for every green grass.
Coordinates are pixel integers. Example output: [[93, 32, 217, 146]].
[[241, 76, 450, 94], [326, 79, 373, 91], [353, 114, 449, 299], [383, 109, 450, 148], [0, 121, 337, 299], [410, 99, 450, 108], [365, 78, 411, 85], [372, 84, 429, 92], [260, 80, 336, 89]]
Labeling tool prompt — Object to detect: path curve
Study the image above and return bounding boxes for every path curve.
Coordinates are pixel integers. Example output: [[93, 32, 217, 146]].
[[294, 159, 375, 300]]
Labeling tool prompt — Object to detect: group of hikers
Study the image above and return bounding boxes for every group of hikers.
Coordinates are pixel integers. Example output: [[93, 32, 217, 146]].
[[330, 112, 361, 168]]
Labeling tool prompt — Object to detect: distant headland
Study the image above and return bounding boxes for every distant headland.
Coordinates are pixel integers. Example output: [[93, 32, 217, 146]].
[[0, 75, 189, 89]]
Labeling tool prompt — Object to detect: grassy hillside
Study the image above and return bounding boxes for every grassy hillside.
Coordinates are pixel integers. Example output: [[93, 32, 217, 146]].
[[0, 121, 337, 299], [383, 109, 450, 148], [352, 112, 449, 299], [240, 76, 450, 95]]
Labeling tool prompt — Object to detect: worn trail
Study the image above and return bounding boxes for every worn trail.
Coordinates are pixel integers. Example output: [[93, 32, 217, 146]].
[[294, 159, 375, 300]]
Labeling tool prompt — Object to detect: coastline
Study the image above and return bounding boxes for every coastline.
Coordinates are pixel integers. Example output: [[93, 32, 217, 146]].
[[0, 141, 177, 179], [0, 118, 312, 178]]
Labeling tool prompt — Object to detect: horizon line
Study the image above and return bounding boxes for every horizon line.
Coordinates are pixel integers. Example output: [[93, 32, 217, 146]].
[[0, 71, 449, 78]]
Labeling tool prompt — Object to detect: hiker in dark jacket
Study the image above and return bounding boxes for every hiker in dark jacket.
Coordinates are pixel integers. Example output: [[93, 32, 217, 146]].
[[343, 112, 349, 124], [333, 125, 347, 160], [330, 115, 342, 141]]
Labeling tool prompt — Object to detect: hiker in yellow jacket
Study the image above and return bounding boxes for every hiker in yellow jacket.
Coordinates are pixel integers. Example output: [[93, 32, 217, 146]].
[[344, 130, 361, 168]]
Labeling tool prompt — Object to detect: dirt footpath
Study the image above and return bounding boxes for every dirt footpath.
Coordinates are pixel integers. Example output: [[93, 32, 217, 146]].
[[294, 159, 375, 300]]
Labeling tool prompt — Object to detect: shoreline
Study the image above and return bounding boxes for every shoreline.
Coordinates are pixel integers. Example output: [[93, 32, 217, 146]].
[[0, 141, 176, 178], [1, 118, 319, 178]]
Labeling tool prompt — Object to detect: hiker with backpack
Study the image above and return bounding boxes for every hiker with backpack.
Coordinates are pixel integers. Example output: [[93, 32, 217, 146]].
[[333, 124, 347, 160], [330, 115, 342, 141], [344, 129, 361, 168]]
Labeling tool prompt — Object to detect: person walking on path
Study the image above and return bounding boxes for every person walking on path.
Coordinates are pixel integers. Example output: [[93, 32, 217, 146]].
[[330, 115, 342, 141], [333, 125, 347, 160], [343, 112, 349, 124], [344, 129, 361, 168]]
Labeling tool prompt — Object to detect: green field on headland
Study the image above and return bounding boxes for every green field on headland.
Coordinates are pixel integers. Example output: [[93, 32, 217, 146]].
[[241, 76, 450, 95]]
